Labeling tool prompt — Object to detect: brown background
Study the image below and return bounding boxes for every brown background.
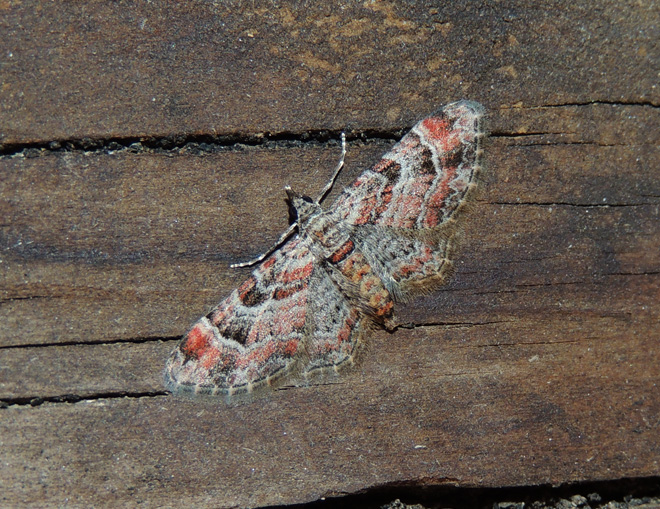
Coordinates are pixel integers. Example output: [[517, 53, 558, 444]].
[[1, 1, 658, 507]]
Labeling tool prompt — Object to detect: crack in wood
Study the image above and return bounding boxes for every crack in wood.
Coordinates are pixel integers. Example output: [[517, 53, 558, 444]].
[[0, 390, 170, 409], [396, 320, 514, 330], [0, 336, 180, 350], [0, 129, 381, 158], [490, 201, 658, 208], [4, 102, 656, 158]]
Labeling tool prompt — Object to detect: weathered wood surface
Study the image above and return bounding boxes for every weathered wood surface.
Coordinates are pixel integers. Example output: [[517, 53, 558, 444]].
[[1, 1, 659, 507]]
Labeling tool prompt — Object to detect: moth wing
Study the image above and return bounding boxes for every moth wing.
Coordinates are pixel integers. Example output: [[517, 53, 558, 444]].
[[299, 264, 366, 378], [333, 100, 484, 230], [164, 237, 315, 397], [329, 101, 484, 296], [350, 225, 455, 298]]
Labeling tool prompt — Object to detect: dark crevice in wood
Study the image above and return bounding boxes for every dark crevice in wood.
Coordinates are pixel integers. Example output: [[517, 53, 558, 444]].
[[4, 102, 655, 159], [0, 335, 180, 350], [396, 319, 514, 330], [0, 294, 55, 304], [267, 475, 660, 509], [275, 381, 347, 391], [493, 100, 660, 110], [3, 101, 654, 157], [0, 129, 398, 158], [472, 339, 581, 347], [471, 279, 594, 294], [605, 270, 660, 277], [513, 140, 646, 148], [490, 136, 655, 148], [489, 131, 572, 137], [0, 390, 170, 409], [514, 280, 591, 288], [536, 100, 660, 109], [490, 201, 657, 208], [489, 132, 649, 147]]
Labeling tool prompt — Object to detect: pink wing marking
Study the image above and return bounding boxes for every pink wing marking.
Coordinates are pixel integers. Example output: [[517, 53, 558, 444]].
[[333, 100, 483, 230], [165, 238, 315, 394]]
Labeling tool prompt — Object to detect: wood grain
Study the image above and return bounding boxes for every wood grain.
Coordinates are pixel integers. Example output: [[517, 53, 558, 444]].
[[1, 1, 658, 507], [1, 2, 657, 145]]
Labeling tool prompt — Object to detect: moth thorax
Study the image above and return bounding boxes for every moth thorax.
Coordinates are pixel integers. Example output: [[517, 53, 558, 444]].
[[305, 215, 348, 251]]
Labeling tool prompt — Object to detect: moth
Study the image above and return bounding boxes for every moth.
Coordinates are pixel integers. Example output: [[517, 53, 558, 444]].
[[165, 101, 485, 398]]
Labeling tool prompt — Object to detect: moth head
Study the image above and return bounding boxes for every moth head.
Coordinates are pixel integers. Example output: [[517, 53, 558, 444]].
[[285, 186, 322, 229]]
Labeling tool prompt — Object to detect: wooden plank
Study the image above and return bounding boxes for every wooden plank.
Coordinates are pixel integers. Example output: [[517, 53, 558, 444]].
[[1, 105, 659, 506], [1, 2, 658, 146], [1, 324, 658, 506], [1, 0, 659, 506]]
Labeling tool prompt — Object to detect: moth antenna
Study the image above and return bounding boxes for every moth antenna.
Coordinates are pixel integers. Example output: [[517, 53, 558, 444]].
[[230, 223, 296, 268], [315, 132, 347, 204], [231, 133, 346, 269]]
